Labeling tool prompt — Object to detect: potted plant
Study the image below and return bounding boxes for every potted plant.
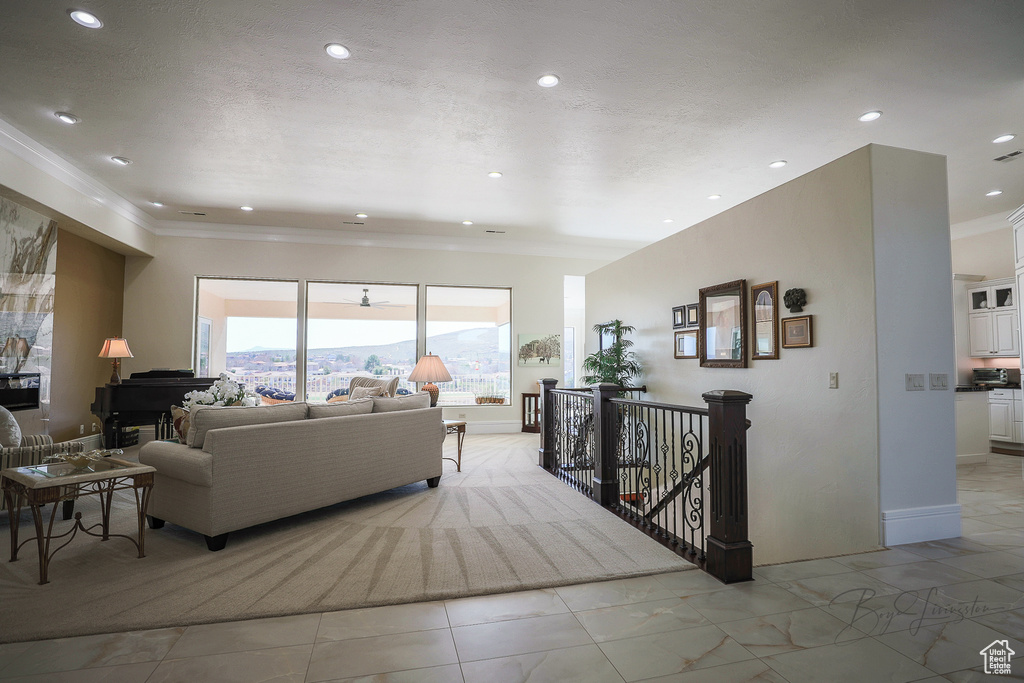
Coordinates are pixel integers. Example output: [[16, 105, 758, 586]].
[[581, 320, 643, 387]]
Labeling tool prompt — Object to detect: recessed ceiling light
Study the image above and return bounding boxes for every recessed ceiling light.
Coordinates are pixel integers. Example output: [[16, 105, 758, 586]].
[[537, 74, 559, 88], [663, 218, 674, 223], [707, 194, 722, 200], [768, 160, 787, 169], [987, 190, 1003, 197], [487, 171, 503, 178], [54, 111, 79, 124], [68, 9, 102, 28], [993, 134, 1016, 144], [324, 43, 350, 59], [110, 156, 131, 165], [355, 212, 368, 218], [462, 220, 474, 225], [240, 205, 254, 211], [858, 110, 882, 122], [150, 201, 164, 207]]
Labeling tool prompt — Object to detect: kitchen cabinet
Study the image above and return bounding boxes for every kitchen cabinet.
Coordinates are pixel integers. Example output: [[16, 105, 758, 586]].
[[989, 388, 1022, 442], [1014, 204, 1024, 356], [968, 278, 1020, 357]]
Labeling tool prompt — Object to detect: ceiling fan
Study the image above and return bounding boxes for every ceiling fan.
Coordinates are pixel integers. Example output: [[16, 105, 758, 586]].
[[341, 288, 404, 309]]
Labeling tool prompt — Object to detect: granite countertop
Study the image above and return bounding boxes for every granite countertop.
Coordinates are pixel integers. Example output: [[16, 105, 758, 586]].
[[956, 384, 1022, 392]]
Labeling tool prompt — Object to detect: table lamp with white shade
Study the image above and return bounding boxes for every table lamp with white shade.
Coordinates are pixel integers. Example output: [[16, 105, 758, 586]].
[[408, 353, 452, 407], [98, 336, 134, 384]]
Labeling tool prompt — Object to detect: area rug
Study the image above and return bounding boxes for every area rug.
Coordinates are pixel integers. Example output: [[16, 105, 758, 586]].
[[0, 433, 694, 643]]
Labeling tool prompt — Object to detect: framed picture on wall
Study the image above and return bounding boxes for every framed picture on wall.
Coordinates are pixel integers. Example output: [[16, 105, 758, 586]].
[[750, 281, 779, 360], [685, 303, 699, 327], [781, 315, 813, 348], [674, 329, 698, 359], [699, 279, 747, 368], [672, 306, 686, 329]]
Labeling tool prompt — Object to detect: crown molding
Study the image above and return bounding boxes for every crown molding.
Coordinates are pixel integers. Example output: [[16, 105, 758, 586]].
[[152, 220, 637, 263]]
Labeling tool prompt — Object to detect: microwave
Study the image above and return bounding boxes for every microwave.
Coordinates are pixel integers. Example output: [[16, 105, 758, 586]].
[[973, 367, 1021, 386]]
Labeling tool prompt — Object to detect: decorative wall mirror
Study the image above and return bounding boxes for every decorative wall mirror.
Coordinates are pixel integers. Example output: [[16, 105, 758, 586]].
[[750, 281, 779, 360], [699, 279, 747, 368]]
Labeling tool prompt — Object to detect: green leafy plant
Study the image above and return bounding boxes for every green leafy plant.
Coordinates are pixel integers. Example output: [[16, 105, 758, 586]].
[[581, 320, 643, 386]]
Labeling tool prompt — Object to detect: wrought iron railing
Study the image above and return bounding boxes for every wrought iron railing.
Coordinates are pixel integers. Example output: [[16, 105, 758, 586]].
[[538, 379, 752, 584]]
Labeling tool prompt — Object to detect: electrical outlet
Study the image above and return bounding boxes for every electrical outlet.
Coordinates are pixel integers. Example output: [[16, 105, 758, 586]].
[[92, 423, 99, 432], [458, 413, 466, 419], [829, 372, 839, 389], [79, 424, 84, 435], [905, 373, 925, 391]]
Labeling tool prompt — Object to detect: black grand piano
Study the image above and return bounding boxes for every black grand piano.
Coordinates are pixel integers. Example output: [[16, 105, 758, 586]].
[[91, 370, 216, 447]]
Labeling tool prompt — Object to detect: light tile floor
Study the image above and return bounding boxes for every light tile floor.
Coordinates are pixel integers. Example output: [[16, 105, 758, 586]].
[[3, 455, 1024, 682]]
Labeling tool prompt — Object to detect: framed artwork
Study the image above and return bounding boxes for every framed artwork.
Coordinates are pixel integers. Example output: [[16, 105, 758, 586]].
[[674, 329, 698, 359], [699, 279, 747, 368], [781, 315, 813, 348], [672, 306, 686, 329], [750, 281, 779, 360], [685, 303, 699, 327], [517, 333, 561, 366]]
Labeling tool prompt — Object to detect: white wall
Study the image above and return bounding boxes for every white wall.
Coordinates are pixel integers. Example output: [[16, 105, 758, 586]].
[[870, 145, 959, 545], [584, 145, 958, 564], [951, 226, 1014, 280], [123, 236, 604, 429]]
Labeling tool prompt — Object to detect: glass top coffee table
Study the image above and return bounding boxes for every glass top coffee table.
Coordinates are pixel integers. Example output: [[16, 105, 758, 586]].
[[1, 457, 156, 585]]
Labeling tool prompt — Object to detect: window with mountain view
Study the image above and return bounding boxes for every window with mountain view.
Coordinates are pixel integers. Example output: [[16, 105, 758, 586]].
[[304, 282, 417, 401], [425, 286, 511, 406], [195, 278, 299, 393]]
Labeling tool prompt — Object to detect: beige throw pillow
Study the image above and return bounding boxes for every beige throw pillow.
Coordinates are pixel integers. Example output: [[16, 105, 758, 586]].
[[371, 392, 431, 413], [170, 405, 190, 444], [349, 386, 383, 400], [0, 405, 22, 448], [307, 398, 374, 419]]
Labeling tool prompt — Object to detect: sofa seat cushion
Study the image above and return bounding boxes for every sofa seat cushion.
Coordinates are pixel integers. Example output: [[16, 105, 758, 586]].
[[307, 398, 373, 419], [372, 392, 431, 412], [188, 402, 308, 449], [139, 441, 213, 488]]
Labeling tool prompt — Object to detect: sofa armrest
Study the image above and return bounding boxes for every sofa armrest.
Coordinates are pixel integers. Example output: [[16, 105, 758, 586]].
[[139, 441, 213, 488]]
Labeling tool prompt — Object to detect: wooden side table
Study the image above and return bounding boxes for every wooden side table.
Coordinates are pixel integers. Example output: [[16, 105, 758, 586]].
[[442, 420, 466, 472]]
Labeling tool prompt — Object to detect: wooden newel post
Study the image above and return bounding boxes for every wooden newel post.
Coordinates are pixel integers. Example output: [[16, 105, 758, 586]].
[[591, 384, 621, 507], [702, 389, 753, 583], [537, 378, 558, 469]]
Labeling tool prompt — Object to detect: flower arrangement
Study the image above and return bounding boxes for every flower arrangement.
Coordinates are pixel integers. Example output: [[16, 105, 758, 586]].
[[183, 373, 258, 411]]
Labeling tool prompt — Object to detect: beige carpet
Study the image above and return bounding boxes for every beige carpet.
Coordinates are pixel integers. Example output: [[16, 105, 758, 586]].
[[0, 433, 694, 643]]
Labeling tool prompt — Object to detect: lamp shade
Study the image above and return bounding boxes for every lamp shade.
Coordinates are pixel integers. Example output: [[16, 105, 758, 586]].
[[408, 353, 452, 383], [98, 337, 134, 359]]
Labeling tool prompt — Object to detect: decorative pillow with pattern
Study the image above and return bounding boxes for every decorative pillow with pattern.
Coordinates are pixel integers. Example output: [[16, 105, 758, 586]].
[[349, 385, 383, 400], [0, 405, 22, 448], [170, 405, 190, 444]]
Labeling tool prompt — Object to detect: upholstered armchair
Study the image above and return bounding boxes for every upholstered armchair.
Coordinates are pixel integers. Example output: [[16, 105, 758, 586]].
[[1, 434, 84, 511], [349, 376, 400, 398]]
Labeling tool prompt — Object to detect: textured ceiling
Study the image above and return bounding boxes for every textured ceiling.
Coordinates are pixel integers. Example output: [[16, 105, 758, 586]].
[[0, 0, 1022, 256]]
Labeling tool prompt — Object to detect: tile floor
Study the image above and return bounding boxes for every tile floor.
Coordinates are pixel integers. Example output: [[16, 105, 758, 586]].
[[2, 455, 1024, 682]]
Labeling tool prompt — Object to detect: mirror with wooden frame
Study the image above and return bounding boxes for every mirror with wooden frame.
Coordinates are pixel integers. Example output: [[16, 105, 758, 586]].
[[750, 281, 779, 360], [699, 279, 747, 368]]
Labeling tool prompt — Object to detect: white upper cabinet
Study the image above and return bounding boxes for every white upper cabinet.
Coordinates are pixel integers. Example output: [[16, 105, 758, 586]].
[[968, 277, 1019, 357], [968, 282, 1015, 312]]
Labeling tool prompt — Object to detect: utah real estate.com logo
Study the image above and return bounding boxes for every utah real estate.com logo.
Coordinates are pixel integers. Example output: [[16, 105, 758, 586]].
[[981, 640, 1015, 675]]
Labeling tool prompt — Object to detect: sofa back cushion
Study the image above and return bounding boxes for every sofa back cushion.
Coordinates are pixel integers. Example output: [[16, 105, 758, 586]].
[[188, 402, 308, 448], [350, 375, 399, 398], [371, 392, 431, 413], [307, 398, 374, 419]]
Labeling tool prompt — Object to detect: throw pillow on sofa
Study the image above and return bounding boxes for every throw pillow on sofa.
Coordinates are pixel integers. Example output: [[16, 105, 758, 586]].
[[170, 405, 191, 444], [307, 397, 374, 419], [349, 386, 382, 400], [0, 405, 22, 447], [187, 402, 308, 449], [371, 392, 431, 412]]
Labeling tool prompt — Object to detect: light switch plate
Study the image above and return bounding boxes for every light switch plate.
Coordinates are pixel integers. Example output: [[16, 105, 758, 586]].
[[929, 373, 948, 390], [906, 373, 925, 391], [829, 372, 839, 389]]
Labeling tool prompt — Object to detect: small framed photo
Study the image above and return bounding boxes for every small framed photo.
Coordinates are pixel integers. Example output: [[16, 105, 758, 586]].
[[685, 303, 699, 327], [781, 315, 813, 348], [674, 329, 698, 359], [751, 281, 779, 360], [672, 305, 686, 329]]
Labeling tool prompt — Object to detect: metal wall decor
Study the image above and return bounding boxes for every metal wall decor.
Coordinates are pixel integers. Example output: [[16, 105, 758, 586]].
[[750, 281, 779, 360], [699, 279, 747, 368], [781, 315, 813, 348], [783, 288, 806, 312]]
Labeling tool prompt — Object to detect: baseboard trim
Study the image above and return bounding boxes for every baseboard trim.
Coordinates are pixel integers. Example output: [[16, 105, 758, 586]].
[[992, 445, 1023, 456], [956, 453, 989, 466], [881, 504, 962, 546]]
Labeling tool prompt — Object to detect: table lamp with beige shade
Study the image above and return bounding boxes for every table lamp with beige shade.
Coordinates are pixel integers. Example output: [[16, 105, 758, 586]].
[[98, 336, 133, 384], [408, 353, 452, 407]]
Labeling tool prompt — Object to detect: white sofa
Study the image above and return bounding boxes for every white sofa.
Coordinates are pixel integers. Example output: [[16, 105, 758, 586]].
[[139, 394, 443, 550]]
